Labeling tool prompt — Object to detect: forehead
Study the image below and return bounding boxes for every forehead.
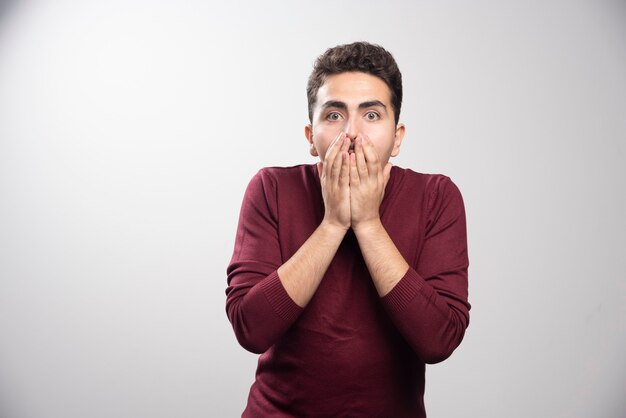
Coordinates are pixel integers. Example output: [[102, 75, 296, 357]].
[[316, 72, 392, 106]]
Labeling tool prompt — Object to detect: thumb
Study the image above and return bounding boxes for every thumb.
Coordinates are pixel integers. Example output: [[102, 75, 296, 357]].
[[316, 161, 324, 178]]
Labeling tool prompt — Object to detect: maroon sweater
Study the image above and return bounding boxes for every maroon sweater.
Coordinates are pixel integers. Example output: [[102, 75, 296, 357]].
[[226, 164, 470, 417]]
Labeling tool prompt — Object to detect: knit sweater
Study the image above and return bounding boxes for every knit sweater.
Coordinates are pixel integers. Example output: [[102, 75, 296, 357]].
[[226, 164, 470, 417]]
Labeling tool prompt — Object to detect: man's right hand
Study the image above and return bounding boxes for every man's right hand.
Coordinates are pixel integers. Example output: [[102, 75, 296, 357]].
[[318, 132, 351, 231], [277, 133, 351, 307]]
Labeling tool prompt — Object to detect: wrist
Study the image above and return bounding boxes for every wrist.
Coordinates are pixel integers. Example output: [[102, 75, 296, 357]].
[[319, 219, 350, 237], [352, 218, 383, 236]]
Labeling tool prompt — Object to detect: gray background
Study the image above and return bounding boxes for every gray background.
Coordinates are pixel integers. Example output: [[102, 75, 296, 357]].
[[1, 0, 625, 417]]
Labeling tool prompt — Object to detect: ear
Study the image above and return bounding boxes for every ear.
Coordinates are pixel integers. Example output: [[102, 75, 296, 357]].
[[390, 123, 405, 157], [304, 124, 318, 157]]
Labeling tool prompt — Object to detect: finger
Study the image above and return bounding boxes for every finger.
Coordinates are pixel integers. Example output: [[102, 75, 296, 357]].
[[349, 149, 361, 186], [349, 151, 360, 186], [331, 138, 350, 183], [361, 136, 380, 177], [339, 150, 350, 187], [317, 161, 324, 179], [325, 133, 346, 179], [325, 132, 346, 164], [355, 136, 368, 179], [322, 132, 344, 176]]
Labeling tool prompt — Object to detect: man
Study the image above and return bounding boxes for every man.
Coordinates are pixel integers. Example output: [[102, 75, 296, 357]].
[[226, 41, 470, 417]]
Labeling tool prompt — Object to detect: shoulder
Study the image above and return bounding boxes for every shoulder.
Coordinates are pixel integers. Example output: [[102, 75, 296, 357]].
[[419, 172, 466, 233], [423, 173, 463, 214], [391, 166, 460, 199], [256, 164, 316, 179], [252, 164, 318, 190], [243, 164, 317, 202], [390, 166, 464, 219]]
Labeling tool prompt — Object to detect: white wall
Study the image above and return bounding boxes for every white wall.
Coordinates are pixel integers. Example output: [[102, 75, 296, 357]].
[[0, 0, 624, 417]]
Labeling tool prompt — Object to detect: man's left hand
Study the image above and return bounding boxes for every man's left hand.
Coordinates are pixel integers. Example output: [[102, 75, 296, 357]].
[[348, 134, 392, 232]]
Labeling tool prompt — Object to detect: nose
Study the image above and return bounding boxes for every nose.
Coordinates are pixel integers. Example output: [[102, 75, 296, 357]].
[[343, 118, 359, 140]]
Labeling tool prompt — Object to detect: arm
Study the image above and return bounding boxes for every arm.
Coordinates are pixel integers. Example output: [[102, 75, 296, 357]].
[[349, 135, 407, 297], [277, 133, 352, 307], [226, 133, 352, 354], [379, 177, 470, 364], [352, 220, 408, 297], [350, 136, 470, 364]]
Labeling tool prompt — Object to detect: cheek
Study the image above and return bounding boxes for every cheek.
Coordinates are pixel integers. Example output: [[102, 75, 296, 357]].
[[312, 138, 330, 161], [363, 123, 391, 139], [369, 131, 397, 162], [313, 128, 340, 161]]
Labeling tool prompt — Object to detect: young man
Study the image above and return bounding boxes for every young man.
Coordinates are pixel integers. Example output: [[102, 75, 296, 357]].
[[226, 42, 470, 417]]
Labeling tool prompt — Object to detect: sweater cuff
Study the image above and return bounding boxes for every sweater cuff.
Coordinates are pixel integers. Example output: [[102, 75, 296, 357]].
[[381, 268, 425, 313], [259, 270, 304, 323]]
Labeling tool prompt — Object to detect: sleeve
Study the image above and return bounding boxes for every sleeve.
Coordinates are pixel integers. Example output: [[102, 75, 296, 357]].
[[225, 169, 304, 354], [381, 175, 470, 364]]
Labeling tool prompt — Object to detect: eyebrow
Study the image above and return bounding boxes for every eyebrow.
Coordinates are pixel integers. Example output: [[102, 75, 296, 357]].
[[358, 100, 387, 110], [321, 100, 387, 111]]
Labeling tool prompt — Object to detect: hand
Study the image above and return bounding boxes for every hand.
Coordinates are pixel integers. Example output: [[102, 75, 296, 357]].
[[318, 132, 351, 231], [348, 134, 392, 231]]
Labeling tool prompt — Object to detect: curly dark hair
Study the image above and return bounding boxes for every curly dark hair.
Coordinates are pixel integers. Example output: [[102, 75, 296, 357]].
[[306, 41, 403, 125]]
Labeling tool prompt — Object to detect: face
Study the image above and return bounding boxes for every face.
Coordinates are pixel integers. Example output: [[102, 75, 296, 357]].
[[305, 71, 405, 166]]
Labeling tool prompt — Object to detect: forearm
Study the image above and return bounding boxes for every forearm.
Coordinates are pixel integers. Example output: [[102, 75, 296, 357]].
[[354, 175, 470, 363], [353, 219, 409, 297], [226, 203, 347, 353], [354, 219, 467, 362], [380, 268, 469, 363], [277, 220, 348, 307]]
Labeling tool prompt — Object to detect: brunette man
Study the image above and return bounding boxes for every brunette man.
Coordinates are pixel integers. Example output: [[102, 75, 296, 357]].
[[226, 41, 470, 417]]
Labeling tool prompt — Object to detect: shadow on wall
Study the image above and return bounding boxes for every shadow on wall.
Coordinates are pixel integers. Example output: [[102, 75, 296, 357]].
[[0, 0, 17, 26]]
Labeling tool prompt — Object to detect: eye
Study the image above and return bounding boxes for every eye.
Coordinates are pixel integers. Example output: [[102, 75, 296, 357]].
[[365, 111, 380, 121], [326, 112, 342, 121]]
